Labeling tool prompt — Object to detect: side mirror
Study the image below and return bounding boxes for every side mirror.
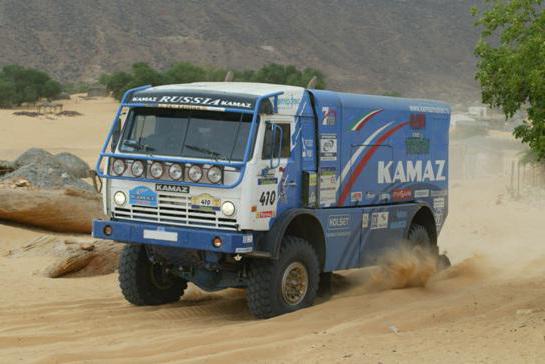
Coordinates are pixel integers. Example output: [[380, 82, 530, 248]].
[[269, 123, 283, 169], [111, 118, 121, 152]]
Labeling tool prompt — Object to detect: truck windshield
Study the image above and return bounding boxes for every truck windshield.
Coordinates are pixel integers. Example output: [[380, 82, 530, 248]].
[[118, 108, 253, 161]]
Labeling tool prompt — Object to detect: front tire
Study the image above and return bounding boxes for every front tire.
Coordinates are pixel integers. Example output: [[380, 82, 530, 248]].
[[118, 244, 187, 306], [246, 236, 320, 319]]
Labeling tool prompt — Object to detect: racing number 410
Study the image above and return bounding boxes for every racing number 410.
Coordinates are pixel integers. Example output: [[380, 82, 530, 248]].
[[260, 191, 276, 206]]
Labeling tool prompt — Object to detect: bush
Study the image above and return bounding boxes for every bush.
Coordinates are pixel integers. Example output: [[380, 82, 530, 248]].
[[0, 65, 62, 107], [100, 62, 327, 100]]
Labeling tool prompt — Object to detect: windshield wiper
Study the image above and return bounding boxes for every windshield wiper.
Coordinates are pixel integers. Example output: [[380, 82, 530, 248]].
[[185, 144, 226, 161], [121, 139, 155, 153]]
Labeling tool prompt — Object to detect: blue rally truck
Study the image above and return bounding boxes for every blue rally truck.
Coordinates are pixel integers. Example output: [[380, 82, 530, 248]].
[[93, 82, 451, 318]]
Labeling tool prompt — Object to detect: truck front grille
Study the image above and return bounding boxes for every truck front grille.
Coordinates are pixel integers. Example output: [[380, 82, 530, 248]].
[[112, 191, 238, 231]]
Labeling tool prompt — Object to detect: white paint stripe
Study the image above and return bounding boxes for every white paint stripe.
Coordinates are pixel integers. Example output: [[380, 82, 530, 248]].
[[338, 122, 393, 185], [143, 230, 178, 242], [291, 101, 307, 151]]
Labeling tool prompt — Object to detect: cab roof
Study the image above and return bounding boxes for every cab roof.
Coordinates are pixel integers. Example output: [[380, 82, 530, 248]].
[[139, 82, 304, 97]]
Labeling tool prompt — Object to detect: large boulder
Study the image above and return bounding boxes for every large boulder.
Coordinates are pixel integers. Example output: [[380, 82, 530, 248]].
[[0, 185, 105, 233], [7, 235, 121, 278], [1, 148, 95, 193], [14, 148, 55, 168], [0, 149, 102, 233], [54, 152, 91, 179]]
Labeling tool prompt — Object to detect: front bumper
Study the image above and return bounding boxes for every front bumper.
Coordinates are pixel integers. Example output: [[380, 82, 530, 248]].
[[92, 219, 254, 254]]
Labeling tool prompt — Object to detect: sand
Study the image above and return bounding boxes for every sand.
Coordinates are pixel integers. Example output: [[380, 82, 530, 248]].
[[0, 98, 544, 363]]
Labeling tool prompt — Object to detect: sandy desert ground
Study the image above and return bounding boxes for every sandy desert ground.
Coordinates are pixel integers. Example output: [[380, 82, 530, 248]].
[[0, 97, 544, 363]]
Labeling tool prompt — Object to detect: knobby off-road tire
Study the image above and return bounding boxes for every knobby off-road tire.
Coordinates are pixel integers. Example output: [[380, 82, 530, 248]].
[[246, 236, 320, 319], [119, 244, 187, 306], [407, 224, 451, 271]]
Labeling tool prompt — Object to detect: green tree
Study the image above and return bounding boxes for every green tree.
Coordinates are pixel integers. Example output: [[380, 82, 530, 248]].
[[472, 0, 545, 158], [0, 64, 62, 106], [100, 62, 327, 100]]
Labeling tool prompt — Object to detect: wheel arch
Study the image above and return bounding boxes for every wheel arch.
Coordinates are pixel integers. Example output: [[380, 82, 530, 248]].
[[410, 205, 438, 245], [257, 209, 326, 270]]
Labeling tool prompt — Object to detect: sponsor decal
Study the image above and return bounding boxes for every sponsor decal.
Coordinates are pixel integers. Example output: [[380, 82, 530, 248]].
[[365, 191, 376, 199], [392, 188, 412, 201], [430, 189, 448, 197], [155, 183, 189, 193], [409, 113, 426, 129], [433, 197, 445, 209], [321, 107, 337, 126], [405, 137, 430, 154], [277, 95, 302, 108], [302, 139, 314, 159], [362, 213, 370, 229], [130, 94, 254, 109], [414, 189, 430, 198], [350, 109, 383, 131], [371, 212, 389, 230], [378, 160, 446, 184], [319, 134, 338, 161], [319, 167, 338, 206], [256, 210, 274, 219], [243, 235, 254, 244], [129, 186, 157, 207], [409, 105, 450, 114], [390, 220, 407, 229], [191, 193, 221, 211], [258, 177, 278, 185], [380, 193, 390, 201], [435, 211, 444, 226], [328, 214, 351, 230], [351, 191, 363, 203]]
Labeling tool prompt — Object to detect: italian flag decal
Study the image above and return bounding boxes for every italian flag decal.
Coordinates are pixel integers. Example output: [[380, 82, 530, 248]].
[[350, 109, 383, 131]]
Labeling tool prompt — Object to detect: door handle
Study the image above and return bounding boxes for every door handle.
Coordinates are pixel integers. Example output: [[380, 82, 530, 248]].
[[285, 181, 297, 187]]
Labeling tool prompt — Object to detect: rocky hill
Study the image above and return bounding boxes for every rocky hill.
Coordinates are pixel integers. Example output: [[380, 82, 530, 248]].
[[0, 0, 482, 100]]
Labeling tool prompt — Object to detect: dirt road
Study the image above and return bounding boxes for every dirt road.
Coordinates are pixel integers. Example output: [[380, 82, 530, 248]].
[[0, 98, 544, 363]]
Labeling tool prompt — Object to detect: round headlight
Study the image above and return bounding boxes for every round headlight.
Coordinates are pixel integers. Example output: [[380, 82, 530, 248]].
[[188, 165, 203, 182], [112, 159, 126, 176], [131, 160, 145, 177], [169, 164, 183, 180], [207, 166, 222, 184], [113, 191, 127, 206], [150, 162, 164, 178], [221, 201, 236, 217]]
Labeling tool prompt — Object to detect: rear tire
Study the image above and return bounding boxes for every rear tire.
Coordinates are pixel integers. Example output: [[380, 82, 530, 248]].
[[407, 224, 450, 271], [246, 236, 320, 319], [118, 244, 187, 306]]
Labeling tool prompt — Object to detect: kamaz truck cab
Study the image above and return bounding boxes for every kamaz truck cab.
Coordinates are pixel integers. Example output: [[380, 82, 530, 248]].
[[93, 82, 451, 318]]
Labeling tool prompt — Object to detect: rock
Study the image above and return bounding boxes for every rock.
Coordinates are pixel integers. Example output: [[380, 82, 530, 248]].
[[54, 152, 91, 178], [3, 149, 94, 192], [45, 250, 96, 278], [13, 178, 31, 188], [9, 235, 121, 278], [0, 160, 16, 175], [0, 187, 105, 233], [14, 148, 55, 168], [1, 161, 95, 192]]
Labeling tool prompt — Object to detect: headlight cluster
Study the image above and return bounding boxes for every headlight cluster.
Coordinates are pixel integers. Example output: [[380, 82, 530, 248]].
[[110, 158, 223, 184]]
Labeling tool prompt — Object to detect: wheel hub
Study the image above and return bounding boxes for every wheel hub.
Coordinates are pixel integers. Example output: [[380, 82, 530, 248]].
[[281, 262, 309, 306]]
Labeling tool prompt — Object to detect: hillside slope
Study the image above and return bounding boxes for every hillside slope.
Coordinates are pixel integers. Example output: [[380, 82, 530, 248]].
[[0, 0, 481, 100]]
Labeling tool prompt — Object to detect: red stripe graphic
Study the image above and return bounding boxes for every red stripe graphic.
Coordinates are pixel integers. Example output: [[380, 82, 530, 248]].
[[351, 109, 383, 131], [338, 122, 409, 205]]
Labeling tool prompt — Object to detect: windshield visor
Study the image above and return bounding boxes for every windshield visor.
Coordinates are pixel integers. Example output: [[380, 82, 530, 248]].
[[118, 108, 254, 161]]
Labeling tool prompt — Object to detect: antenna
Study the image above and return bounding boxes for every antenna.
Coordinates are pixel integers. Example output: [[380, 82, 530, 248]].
[[306, 76, 318, 89], [224, 71, 234, 82]]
